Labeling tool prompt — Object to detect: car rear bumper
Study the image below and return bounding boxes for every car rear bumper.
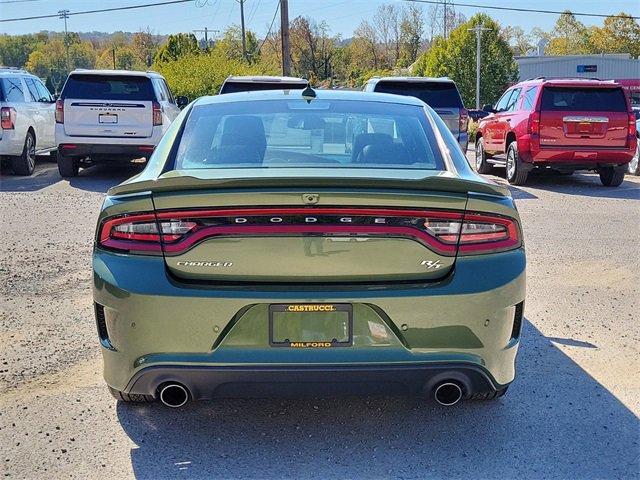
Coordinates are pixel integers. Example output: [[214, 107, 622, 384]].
[[126, 363, 500, 399], [0, 130, 24, 156], [517, 134, 635, 165], [93, 247, 527, 396], [58, 142, 156, 159]]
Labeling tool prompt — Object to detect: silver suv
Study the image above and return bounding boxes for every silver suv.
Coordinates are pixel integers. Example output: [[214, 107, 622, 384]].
[[364, 77, 469, 152]]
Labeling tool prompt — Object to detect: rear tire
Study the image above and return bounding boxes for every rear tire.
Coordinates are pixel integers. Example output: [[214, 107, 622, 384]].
[[475, 137, 493, 174], [506, 142, 528, 186], [57, 151, 79, 178], [628, 141, 639, 175], [108, 386, 154, 403], [599, 165, 625, 187], [11, 131, 36, 176]]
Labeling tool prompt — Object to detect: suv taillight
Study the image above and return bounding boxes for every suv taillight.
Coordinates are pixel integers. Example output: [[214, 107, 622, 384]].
[[528, 110, 541, 135], [55, 99, 64, 123], [1, 107, 16, 129], [152, 101, 163, 126], [629, 113, 637, 136], [459, 108, 468, 133]]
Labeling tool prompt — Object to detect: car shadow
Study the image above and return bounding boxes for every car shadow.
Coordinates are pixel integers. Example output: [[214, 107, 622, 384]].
[[524, 171, 640, 200], [68, 163, 145, 193], [0, 163, 62, 192], [116, 319, 638, 479]]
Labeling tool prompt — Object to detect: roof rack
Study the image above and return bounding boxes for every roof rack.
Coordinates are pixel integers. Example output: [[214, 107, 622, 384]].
[[526, 76, 604, 81]]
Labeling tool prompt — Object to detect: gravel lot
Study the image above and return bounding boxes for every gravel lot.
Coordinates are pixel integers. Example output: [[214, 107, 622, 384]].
[[1, 154, 639, 479]]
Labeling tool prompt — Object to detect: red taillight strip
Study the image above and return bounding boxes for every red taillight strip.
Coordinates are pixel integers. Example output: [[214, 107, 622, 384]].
[[160, 224, 458, 256], [99, 213, 157, 244], [458, 212, 521, 254]]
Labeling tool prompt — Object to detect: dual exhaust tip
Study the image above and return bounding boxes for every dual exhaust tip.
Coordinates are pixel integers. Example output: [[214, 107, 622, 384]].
[[157, 380, 464, 408]]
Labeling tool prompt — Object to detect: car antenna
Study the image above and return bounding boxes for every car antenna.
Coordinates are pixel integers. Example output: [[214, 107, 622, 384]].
[[301, 83, 316, 103]]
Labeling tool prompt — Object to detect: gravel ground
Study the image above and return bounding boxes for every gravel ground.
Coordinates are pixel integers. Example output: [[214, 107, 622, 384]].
[[0, 155, 639, 479]]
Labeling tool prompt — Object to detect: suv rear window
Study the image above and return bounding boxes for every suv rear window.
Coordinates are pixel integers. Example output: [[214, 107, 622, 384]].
[[373, 81, 463, 108], [0, 77, 26, 102], [220, 82, 306, 94], [541, 87, 627, 112], [62, 74, 155, 101]]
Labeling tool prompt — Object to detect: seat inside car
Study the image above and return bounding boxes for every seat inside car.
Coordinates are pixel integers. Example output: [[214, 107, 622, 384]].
[[209, 115, 266, 165], [358, 143, 413, 166], [351, 133, 393, 162]]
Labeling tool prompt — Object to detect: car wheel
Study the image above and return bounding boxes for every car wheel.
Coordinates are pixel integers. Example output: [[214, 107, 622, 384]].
[[108, 386, 154, 403], [506, 142, 528, 186], [628, 140, 640, 175], [599, 165, 625, 187], [57, 151, 79, 178], [11, 131, 36, 176], [475, 137, 493, 174]]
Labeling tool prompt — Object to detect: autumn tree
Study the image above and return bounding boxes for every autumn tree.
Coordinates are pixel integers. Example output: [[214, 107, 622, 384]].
[[501, 26, 533, 56], [546, 11, 591, 55], [589, 13, 640, 57], [398, 4, 425, 67]]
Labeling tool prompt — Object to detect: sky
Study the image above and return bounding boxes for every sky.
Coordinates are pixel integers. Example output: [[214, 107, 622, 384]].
[[1, 0, 639, 39]]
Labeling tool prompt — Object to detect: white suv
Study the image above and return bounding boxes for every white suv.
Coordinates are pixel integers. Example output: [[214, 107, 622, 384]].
[[55, 69, 188, 177], [0, 68, 56, 175]]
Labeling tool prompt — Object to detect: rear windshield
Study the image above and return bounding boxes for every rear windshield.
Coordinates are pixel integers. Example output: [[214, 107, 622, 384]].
[[62, 74, 155, 101], [0, 77, 26, 102], [373, 81, 463, 108], [220, 82, 306, 94], [541, 87, 627, 112], [174, 99, 444, 171]]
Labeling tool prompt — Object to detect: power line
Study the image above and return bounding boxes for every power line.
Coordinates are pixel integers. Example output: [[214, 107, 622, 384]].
[[257, 0, 279, 54], [403, 0, 640, 20], [0, 0, 195, 23]]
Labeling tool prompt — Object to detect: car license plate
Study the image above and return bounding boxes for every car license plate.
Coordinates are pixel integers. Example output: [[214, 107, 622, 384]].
[[269, 303, 353, 348], [99, 114, 118, 124]]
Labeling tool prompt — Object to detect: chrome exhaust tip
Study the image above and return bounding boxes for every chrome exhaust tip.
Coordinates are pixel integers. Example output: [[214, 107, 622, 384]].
[[158, 383, 189, 408], [434, 382, 463, 406]]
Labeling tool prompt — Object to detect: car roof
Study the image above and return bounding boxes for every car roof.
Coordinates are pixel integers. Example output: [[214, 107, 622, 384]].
[[0, 68, 37, 78], [195, 88, 427, 107], [224, 75, 308, 84], [368, 76, 455, 84], [68, 69, 163, 78], [516, 77, 621, 88]]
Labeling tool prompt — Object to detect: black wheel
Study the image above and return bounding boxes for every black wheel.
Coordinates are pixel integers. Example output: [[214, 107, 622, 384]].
[[11, 130, 36, 175], [57, 150, 79, 177], [628, 140, 639, 175], [506, 142, 528, 186], [599, 165, 625, 187], [108, 386, 154, 403], [475, 137, 493, 174]]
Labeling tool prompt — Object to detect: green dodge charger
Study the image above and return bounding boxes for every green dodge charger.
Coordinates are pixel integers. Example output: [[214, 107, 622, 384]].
[[93, 88, 526, 408]]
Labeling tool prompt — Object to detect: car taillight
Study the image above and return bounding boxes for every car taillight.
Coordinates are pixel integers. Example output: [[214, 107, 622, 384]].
[[55, 99, 64, 123], [528, 110, 540, 135], [152, 101, 163, 126], [459, 108, 468, 133], [1, 107, 16, 129], [426, 213, 520, 254], [99, 214, 197, 253], [629, 113, 637, 136]]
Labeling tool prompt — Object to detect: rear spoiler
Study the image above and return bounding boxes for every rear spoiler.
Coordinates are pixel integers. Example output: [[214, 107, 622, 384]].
[[108, 170, 511, 198]]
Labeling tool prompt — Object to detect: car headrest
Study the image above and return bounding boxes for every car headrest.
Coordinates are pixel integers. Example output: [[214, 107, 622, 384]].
[[220, 115, 266, 160], [351, 133, 393, 162], [359, 143, 413, 166]]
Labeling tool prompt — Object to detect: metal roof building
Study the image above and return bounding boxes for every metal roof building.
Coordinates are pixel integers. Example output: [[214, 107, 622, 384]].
[[515, 54, 639, 82]]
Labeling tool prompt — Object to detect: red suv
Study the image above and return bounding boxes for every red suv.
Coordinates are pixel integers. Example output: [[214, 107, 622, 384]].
[[475, 78, 637, 187]]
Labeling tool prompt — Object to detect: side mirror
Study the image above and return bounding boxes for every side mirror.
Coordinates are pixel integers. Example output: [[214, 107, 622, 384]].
[[176, 96, 189, 108], [482, 104, 495, 113]]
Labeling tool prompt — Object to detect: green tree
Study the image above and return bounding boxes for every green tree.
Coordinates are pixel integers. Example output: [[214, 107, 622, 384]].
[[546, 11, 591, 55], [414, 13, 518, 107], [0, 33, 48, 68], [589, 13, 640, 57], [154, 33, 199, 63], [217, 25, 260, 62], [398, 4, 425, 67]]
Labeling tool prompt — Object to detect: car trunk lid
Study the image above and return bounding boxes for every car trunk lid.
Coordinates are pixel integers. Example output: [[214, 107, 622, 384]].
[[539, 85, 629, 149]]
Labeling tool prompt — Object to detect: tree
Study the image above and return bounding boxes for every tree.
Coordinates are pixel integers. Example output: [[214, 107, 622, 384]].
[[0, 33, 48, 68], [154, 33, 199, 63], [501, 26, 533, 56], [589, 13, 640, 57], [289, 16, 336, 81], [398, 4, 425, 67], [353, 20, 380, 69], [414, 13, 518, 107], [132, 29, 161, 67], [217, 25, 260, 63], [373, 4, 401, 68], [546, 11, 591, 55]]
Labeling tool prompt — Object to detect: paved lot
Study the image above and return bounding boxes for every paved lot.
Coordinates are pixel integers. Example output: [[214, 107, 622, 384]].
[[0, 155, 639, 479]]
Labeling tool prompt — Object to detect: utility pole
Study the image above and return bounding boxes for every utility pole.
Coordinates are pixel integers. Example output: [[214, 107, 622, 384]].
[[443, 1, 448, 40], [238, 0, 247, 60], [280, 0, 291, 76], [469, 24, 490, 109], [112, 48, 116, 69], [193, 28, 218, 48], [58, 10, 70, 71]]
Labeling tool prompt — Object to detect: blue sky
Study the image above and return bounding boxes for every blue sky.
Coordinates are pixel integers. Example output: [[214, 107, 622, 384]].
[[1, 0, 638, 38]]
